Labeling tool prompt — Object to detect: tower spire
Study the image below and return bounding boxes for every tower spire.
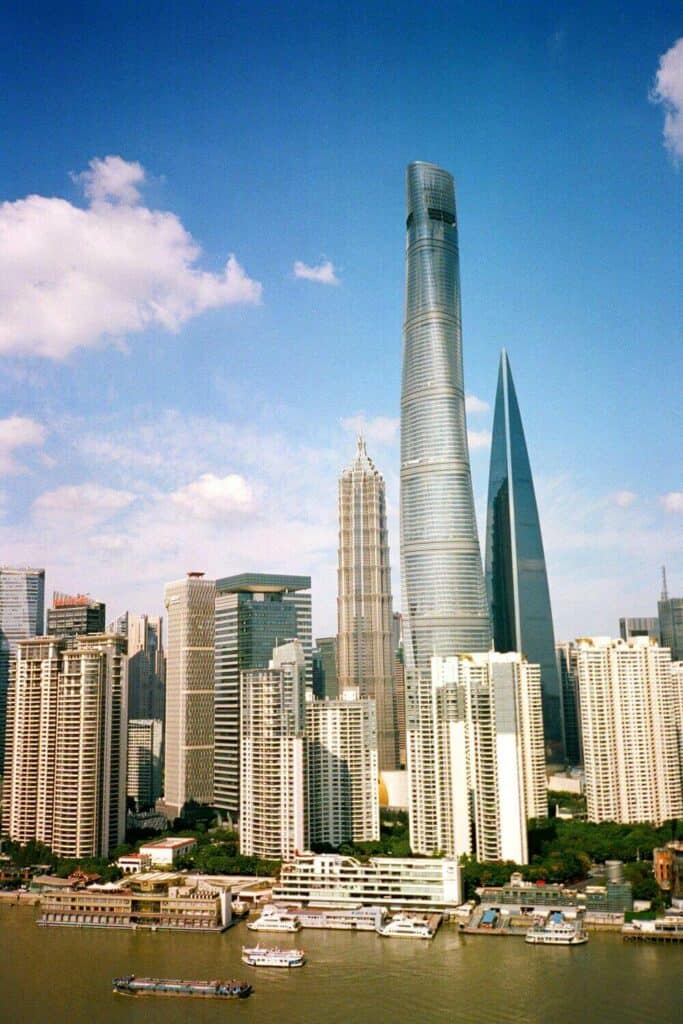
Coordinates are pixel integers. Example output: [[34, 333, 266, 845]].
[[661, 565, 669, 601]]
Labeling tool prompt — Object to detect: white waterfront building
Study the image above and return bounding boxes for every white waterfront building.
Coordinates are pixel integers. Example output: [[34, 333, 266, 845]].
[[240, 640, 307, 860], [306, 688, 380, 847], [576, 637, 682, 826], [407, 651, 547, 864], [273, 853, 462, 912]]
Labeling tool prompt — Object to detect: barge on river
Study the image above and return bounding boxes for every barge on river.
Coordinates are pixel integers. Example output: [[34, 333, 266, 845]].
[[113, 975, 252, 998]]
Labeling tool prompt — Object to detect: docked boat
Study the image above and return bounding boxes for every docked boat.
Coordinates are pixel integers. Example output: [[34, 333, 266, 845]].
[[247, 905, 302, 932], [241, 945, 306, 968], [113, 975, 252, 998], [525, 913, 588, 946], [376, 914, 435, 939]]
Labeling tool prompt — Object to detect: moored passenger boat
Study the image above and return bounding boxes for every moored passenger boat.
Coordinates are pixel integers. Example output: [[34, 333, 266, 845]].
[[112, 975, 252, 998], [376, 913, 435, 939], [525, 913, 588, 946], [247, 905, 302, 932]]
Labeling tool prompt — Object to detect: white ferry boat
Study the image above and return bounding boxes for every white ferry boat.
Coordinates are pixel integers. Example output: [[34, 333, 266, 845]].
[[241, 945, 306, 968], [376, 914, 435, 939], [525, 913, 588, 946], [247, 906, 302, 933]]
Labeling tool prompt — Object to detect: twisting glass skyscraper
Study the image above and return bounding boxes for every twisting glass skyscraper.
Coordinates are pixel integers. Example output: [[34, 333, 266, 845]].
[[400, 162, 490, 673], [485, 349, 562, 753]]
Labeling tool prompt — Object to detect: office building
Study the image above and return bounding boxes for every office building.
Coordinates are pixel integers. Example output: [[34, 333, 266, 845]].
[[407, 652, 546, 864], [127, 718, 163, 810], [0, 566, 45, 772], [162, 573, 215, 820], [108, 611, 129, 637], [3, 633, 127, 857], [485, 349, 562, 753], [127, 614, 165, 721], [273, 853, 462, 912], [239, 640, 307, 860], [575, 637, 682, 826], [313, 636, 338, 699], [337, 437, 399, 769], [307, 689, 379, 847], [214, 573, 311, 816], [400, 162, 490, 677], [556, 642, 583, 765], [46, 592, 105, 645], [619, 617, 660, 642], [659, 569, 683, 662]]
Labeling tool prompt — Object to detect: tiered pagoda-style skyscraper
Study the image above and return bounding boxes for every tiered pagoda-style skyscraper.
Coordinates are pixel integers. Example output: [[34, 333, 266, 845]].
[[485, 349, 562, 754]]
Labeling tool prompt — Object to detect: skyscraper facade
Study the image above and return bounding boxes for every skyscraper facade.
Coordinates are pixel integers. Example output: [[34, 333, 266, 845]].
[[127, 614, 165, 721], [576, 636, 682, 826], [0, 566, 45, 773], [619, 617, 660, 642], [337, 438, 399, 769], [307, 689, 380, 847], [46, 592, 105, 645], [556, 642, 583, 765], [162, 573, 215, 819], [313, 636, 338, 699], [214, 573, 311, 816], [127, 718, 163, 810], [400, 162, 490, 676], [3, 633, 128, 857], [485, 349, 561, 753], [239, 640, 307, 859], [658, 570, 683, 662]]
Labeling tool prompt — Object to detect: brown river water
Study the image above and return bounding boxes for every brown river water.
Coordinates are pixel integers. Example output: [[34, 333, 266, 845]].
[[0, 906, 679, 1023]]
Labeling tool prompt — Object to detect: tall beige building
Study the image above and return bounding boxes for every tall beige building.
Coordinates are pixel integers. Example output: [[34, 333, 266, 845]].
[[307, 689, 379, 847], [576, 637, 682, 826], [3, 633, 127, 857], [127, 613, 165, 721], [407, 652, 546, 864], [337, 438, 399, 770], [162, 573, 215, 819], [240, 640, 307, 860]]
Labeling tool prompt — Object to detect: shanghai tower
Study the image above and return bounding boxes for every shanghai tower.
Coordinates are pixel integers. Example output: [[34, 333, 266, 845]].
[[400, 162, 491, 673], [485, 349, 562, 753]]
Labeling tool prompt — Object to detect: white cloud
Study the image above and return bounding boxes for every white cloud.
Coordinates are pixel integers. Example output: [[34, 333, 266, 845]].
[[0, 156, 262, 359], [341, 414, 399, 444], [0, 415, 47, 473], [170, 473, 254, 519], [33, 483, 135, 527], [651, 38, 683, 159], [468, 428, 491, 451], [293, 259, 339, 285], [465, 394, 489, 415], [661, 491, 683, 512], [612, 490, 636, 508]]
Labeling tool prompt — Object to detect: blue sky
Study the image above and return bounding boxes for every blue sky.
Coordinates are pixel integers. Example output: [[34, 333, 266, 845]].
[[0, 2, 681, 639]]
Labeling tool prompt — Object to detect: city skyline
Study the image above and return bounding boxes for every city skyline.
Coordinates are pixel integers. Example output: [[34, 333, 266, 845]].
[[0, 7, 681, 644]]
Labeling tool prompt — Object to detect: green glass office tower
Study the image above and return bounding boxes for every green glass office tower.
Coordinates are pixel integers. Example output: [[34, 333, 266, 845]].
[[400, 162, 491, 673], [214, 573, 312, 816], [485, 350, 562, 753]]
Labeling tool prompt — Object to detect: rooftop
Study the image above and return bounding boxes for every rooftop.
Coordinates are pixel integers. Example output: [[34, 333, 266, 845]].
[[216, 572, 311, 594], [140, 837, 197, 850]]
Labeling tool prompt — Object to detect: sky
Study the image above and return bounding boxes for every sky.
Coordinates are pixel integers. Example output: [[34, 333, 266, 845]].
[[0, 1, 681, 641]]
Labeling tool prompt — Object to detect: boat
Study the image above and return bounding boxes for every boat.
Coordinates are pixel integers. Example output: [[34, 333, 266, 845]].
[[525, 913, 588, 946], [241, 945, 306, 968], [247, 905, 302, 932], [376, 913, 435, 939], [112, 975, 252, 998]]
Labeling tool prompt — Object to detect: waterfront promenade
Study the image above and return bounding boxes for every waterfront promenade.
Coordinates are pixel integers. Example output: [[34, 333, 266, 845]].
[[1, 905, 679, 1024]]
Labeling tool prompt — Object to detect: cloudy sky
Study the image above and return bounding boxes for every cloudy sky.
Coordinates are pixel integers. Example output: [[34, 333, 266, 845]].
[[1, 3, 681, 640]]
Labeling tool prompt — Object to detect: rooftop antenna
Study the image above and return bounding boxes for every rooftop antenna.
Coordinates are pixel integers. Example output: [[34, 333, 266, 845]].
[[661, 565, 669, 601]]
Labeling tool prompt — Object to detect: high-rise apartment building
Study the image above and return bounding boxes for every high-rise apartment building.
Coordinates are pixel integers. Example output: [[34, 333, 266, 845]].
[[485, 350, 562, 753], [127, 718, 163, 810], [307, 689, 379, 847], [0, 566, 45, 773], [672, 661, 683, 784], [313, 636, 338, 699], [619, 617, 660, 642], [3, 633, 127, 857], [556, 642, 583, 765], [337, 438, 399, 769], [127, 614, 165, 721], [162, 573, 215, 820], [407, 652, 546, 864], [658, 570, 683, 662], [214, 573, 311, 816], [239, 640, 307, 860], [400, 162, 490, 676], [575, 637, 682, 826], [46, 592, 105, 645]]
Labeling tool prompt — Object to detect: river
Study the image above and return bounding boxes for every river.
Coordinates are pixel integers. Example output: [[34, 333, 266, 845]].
[[1, 906, 679, 1023]]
